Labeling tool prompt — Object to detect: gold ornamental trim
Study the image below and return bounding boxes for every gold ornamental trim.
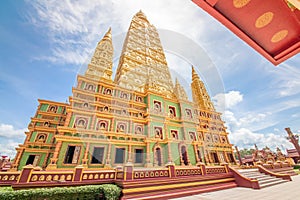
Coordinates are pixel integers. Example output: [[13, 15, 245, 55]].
[[271, 30, 288, 43], [233, 0, 251, 8], [255, 12, 274, 28]]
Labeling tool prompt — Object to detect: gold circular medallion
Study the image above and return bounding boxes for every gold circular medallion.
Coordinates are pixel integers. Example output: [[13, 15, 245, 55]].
[[233, 0, 251, 8], [271, 30, 288, 43], [255, 12, 274, 28]]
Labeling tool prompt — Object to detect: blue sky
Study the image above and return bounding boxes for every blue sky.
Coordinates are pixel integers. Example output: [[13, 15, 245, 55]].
[[0, 0, 299, 157]]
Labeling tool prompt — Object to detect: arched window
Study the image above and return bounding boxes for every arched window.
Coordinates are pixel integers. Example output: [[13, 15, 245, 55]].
[[98, 121, 108, 131], [185, 109, 192, 118], [76, 118, 87, 129], [136, 96, 142, 102], [154, 101, 161, 112], [117, 123, 126, 133], [104, 88, 112, 95], [135, 126, 143, 134], [83, 103, 88, 108], [87, 84, 94, 91], [168, 106, 176, 117], [48, 105, 57, 113], [171, 130, 178, 139], [121, 93, 128, 99], [154, 127, 163, 139], [103, 106, 109, 112], [35, 133, 47, 143], [189, 132, 196, 141]]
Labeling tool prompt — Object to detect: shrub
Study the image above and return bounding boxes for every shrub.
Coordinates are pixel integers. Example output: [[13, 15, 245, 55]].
[[0, 184, 121, 200]]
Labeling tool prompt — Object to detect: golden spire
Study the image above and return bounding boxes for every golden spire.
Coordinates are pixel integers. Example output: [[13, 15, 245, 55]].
[[114, 11, 174, 97], [174, 78, 188, 101], [85, 27, 113, 81], [191, 66, 215, 111], [103, 27, 112, 40]]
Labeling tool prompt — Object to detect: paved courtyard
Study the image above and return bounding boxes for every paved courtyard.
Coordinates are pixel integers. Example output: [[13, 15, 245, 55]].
[[172, 175, 300, 200]]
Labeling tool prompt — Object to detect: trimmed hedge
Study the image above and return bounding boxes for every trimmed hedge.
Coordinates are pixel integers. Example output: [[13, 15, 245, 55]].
[[0, 184, 121, 200], [293, 164, 300, 169]]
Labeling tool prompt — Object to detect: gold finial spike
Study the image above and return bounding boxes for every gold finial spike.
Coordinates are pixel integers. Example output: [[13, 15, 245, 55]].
[[104, 27, 112, 40], [135, 10, 148, 21], [191, 65, 199, 81]]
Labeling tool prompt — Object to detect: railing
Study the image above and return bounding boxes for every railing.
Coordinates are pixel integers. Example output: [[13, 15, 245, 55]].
[[257, 165, 291, 181], [229, 167, 259, 189], [133, 168, 169, 179], [175, 166, 202, 176], [206, 166, 227, 174], [28, 171, 74, 183], [82, 170, 115, 181], [0, 171, 20, 186], [0, 163, 232, 188]]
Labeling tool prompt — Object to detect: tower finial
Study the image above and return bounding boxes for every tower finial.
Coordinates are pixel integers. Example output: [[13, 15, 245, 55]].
[[103, 27, 112, 40]]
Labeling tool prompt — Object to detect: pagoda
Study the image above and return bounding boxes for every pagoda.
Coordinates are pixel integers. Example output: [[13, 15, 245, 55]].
[[11, 11, 235, 171]]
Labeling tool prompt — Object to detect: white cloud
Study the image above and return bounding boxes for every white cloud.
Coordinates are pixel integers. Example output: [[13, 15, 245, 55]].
[[267, 60, 300, 98], [0, 124, 27, 139], [213, 90, 243, 111], [0, 140, 20, 158], [229, 128, 293, 151]]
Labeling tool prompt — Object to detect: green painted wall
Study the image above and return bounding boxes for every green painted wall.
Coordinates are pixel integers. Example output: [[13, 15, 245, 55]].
[[80, 81, 86, 89], [18, 152, 46, 170], [29, 132, 38, 142], [171, 143, 180, 165], [57, 106, 63, 114], [46, 133, 53, 143], [69, 115, 75, 127], [40, 104, 48, 111], [187, 144, 196, 165]]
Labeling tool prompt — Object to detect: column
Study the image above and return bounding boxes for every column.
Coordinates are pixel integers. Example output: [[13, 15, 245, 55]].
[[193, 144, 200, 164], [82, 142, 90, 167], [47, 140, 62, 169], [144, 141, 152, 167], [105, 143, 112, 167], [90, 114, 97, 130], [64, 112, 72, 127], [167, 142, 173, 164], [11, 148, 24, 171], [127, 144, 133, 163]]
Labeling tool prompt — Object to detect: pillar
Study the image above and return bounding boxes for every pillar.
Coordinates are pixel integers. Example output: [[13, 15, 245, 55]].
[[105, 143, 112, 167], [82, 142, 90, 167], [124, 163, 134, 181], [144, 141, 152, 167], [18, 165, 34, 183], [10, 148, 24, 171], [127, 144, 132, 163], [47, 140, 62, 169], [73, 165, 84, 181], [167, 142, 173, 164], [193, 144, 200, 164]]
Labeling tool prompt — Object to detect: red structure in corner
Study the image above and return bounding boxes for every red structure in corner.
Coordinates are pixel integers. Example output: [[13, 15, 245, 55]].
[[192, 0, 300, 65]]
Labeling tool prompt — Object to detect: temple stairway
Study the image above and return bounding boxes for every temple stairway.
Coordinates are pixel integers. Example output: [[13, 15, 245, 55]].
[[238, 169, 288, 188], [269, 166, 298, 176], [118, 173, 237, 200]]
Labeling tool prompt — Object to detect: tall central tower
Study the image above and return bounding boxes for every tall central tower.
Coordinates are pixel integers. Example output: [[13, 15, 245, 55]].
[[114, 11, 174, 98]]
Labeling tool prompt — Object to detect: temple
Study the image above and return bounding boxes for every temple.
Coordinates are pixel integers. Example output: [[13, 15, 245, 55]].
[[1, 11, 297, 199], [11, 11, 235, 171]]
